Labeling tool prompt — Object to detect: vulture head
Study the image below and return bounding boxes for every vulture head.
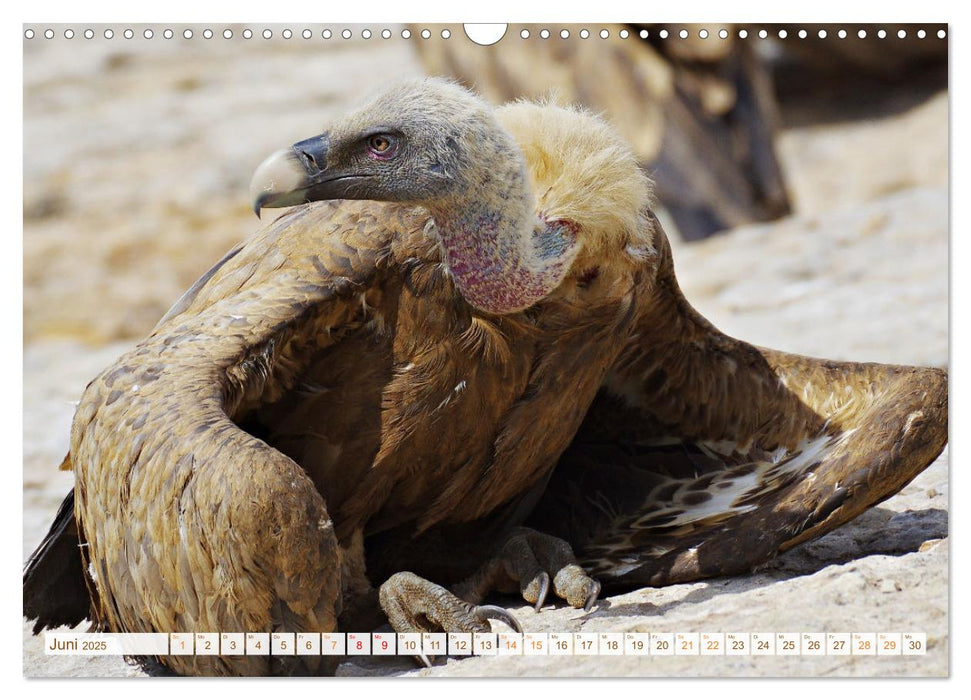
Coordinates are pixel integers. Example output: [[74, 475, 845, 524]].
[[251, 78, 652, 314], [251, 79, 499, 209]]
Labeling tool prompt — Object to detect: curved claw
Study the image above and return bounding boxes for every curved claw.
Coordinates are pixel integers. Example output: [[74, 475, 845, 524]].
[[583, 580, 602, 612], [533, 571, 550, 612], [475, 604, 523, 633], [417, 653, 433, 668]]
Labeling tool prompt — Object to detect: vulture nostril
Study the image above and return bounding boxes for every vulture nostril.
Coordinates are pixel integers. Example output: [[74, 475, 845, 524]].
[[292, 134, 329, 174]]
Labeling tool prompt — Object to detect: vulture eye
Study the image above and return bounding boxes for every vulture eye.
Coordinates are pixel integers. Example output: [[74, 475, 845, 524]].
[[366, 134, 398, 159]]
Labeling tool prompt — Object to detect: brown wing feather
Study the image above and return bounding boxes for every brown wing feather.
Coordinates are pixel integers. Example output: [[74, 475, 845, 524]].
[[329, 253, 640, 541], [529, 215, 948, 590], [69, 200, 397, 676]]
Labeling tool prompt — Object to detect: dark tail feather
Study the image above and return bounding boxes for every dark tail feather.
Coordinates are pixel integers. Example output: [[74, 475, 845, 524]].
[[23, 488, 92, 633]]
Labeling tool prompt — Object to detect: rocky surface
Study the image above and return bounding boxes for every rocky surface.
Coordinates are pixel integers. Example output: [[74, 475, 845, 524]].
[[22, 29, 948, 677]]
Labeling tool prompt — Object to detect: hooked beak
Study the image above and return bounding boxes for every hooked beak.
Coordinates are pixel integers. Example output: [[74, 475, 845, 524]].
[[250, 133, 366, 217]]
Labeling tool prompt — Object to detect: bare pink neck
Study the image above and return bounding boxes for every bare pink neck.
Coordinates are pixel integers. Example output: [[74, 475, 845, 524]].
[[433, 200, 577, 315]]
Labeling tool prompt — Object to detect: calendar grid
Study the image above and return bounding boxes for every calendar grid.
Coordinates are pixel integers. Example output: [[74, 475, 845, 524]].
[[44, 631, 927, 657]]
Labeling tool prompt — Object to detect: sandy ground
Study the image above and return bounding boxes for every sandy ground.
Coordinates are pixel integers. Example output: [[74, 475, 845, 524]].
[[22, 28, 948, 677]]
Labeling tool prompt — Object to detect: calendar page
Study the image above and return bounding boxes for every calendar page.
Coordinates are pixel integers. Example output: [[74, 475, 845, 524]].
[[22, 16, 949, 679]]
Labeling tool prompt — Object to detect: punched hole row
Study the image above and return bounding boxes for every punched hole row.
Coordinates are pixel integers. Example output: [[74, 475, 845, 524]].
[[24, 27, 948, 41]]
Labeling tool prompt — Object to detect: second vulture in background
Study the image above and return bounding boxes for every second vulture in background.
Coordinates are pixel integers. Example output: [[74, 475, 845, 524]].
[[24, 79, 947, 676]]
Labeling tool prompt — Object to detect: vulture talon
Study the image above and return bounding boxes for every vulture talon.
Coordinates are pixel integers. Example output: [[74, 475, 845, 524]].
[[474, 604, 523, 633], [379, 570, 514, 656], [583, 581, 602, 612], [532, 572, 550, 612]]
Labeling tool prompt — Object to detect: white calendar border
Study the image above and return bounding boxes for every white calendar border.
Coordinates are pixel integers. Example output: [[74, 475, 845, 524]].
[[10, 0, 961, 697]]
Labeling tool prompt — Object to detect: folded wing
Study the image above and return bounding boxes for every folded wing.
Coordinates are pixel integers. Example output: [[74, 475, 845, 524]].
[[56, 201, 408, 675], [529, 214, 948, 590]]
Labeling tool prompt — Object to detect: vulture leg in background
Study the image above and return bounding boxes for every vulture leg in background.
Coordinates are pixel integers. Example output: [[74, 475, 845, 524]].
[[651, 36, 791, 239], [528, 216, 948, 592]]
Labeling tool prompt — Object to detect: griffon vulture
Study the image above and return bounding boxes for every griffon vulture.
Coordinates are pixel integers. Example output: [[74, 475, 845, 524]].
[[24, 78, 947, 676]]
